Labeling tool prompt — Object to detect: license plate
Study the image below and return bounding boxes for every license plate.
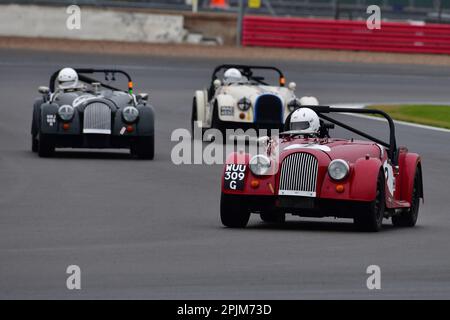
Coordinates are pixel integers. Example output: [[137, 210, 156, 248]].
[[220, 106, 234, 116], [224, 164, 246, 190]]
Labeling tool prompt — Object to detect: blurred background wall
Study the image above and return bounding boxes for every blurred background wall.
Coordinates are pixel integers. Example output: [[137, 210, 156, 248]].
[[2, 0, 449, 23], [1, 1, 450, 53]]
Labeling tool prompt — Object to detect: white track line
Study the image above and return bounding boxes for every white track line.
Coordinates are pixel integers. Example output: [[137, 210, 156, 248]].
[[331, 103, 450, 133]]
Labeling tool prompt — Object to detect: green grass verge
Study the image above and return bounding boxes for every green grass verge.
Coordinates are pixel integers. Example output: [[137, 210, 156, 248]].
[[366, 104, 450, 129]]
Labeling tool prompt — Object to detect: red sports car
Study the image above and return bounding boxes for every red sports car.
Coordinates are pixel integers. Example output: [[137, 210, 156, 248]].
[[220, 106, 423, 232]]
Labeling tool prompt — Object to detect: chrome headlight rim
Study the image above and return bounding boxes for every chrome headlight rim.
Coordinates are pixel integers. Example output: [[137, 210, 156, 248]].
[[122, 106, 139, 123], [328, 159, 350, 181], [249, 155, 271, 176], [57, 105, 75, 121], [237, 97, 252, 111]]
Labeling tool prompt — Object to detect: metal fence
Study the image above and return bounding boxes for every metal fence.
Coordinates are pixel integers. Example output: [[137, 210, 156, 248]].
[[2, 0, 450, 22]]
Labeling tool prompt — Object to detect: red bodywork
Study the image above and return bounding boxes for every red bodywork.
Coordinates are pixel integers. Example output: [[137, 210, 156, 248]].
[[221, 136, 422, 212]]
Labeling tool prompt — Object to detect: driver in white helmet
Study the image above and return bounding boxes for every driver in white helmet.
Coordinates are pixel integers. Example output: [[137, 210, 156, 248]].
[[223, 68, 244, 85], [299, 96, 319, 107], [289, 107, 321, 136], [57, 68, 80, 91]]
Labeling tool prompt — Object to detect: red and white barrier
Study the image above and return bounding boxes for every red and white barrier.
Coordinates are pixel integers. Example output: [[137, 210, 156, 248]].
[[243, 15, 450, 54]]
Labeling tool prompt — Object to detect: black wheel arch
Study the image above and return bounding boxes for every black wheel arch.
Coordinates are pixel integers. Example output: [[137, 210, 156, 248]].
[[416, 162, 424, 201], [135, 104, 155, 135], [31, 98, 44, 136]]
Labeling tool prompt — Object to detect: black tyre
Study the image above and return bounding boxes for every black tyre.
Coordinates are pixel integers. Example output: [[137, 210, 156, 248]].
[[32, 135, 39, 153], [392, 168, 421, 227], [191, 98, 196, 137], [220, 193, 250, 228], [260, 210, 286, 224], [38, 132, 54, 158], [354, 171, 385, 232], [31, 99, 42, 135], [133, 136, 155, 160], [211, 102, 220, 130], [31, 99, 42, 153]]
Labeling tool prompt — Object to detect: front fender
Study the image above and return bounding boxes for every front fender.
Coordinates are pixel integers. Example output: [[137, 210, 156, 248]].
[[40, 103, 82, 135], [32, 98, 44, 136], [320, 157, 382, 202], [399, 153, 423, 203], [40, 103, 59, 134], [349, 158, 383, 201], [136, 104, 155, 136], [113, 104, 155, 136], [195, 90, 207, 124]]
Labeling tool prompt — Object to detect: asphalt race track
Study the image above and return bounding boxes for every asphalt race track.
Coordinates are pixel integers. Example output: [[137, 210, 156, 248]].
[[0, 49, 449, 299]]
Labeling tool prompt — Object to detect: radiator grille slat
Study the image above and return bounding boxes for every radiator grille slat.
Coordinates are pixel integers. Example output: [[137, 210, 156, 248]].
[[83, 102, 112, 134], [279, 152, 318, 197]]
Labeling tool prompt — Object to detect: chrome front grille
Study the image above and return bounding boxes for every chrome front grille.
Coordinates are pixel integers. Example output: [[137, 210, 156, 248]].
[[83, 102, 111, 134], [278, 152, 318, 197]]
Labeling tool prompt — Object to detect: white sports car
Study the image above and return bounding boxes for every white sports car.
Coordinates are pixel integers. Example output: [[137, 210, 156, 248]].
[[191, 64, 317, 138]]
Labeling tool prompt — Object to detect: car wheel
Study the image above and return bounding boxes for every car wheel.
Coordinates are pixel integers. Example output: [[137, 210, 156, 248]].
[[260, 210, 286, 224], [392, 168, 420, 227], [220, 193, 250, 228], [32, 135, 39, 153], [354, 170, 385, 232], [38, 132, 54, 158], [191, 98, 204, 140], [191, 98, 196, 137], [31, 100, 42, 153], [133, 136, 155, 160]]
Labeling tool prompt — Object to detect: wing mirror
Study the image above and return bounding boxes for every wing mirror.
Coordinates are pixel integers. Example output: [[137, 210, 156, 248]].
[[137, 93, 149, 101], [38, 86, 50, 95], [288, 82, 296, 91], [213, 79, 222, 89]]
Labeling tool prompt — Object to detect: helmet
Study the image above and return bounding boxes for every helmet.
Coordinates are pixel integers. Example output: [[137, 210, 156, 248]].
[[299, 96, 319, 106], [290, 108, 320, 134], [224, 68, 242, 84], [57, 68, 78, 89]]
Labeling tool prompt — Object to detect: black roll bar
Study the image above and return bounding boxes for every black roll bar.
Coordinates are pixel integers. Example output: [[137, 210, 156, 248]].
[[285, 106, 398, 165], [49, 69, 134, 93], [212, 64, 286, 86]]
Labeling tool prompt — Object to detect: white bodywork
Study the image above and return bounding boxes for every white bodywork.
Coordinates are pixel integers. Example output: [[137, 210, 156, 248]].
[[194, 82, 316, 128]]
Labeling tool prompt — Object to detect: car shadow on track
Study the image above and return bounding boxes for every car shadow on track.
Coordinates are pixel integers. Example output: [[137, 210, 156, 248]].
[[246, 220, 398, 233], [46, 150, 133, 160]]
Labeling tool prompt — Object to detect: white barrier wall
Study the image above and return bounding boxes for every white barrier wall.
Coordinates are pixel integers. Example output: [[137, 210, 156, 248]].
[[0, 5, 186, 43]]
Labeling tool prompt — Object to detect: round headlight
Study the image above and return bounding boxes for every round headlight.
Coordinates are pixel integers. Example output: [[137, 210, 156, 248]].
[[237, 97, 252, 111], [249, 155, 271, 176], [287, 99, 301, 112], [328, 159, 350, 181], [122, 106, 139, 123], [58, 105, 74, 121]]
